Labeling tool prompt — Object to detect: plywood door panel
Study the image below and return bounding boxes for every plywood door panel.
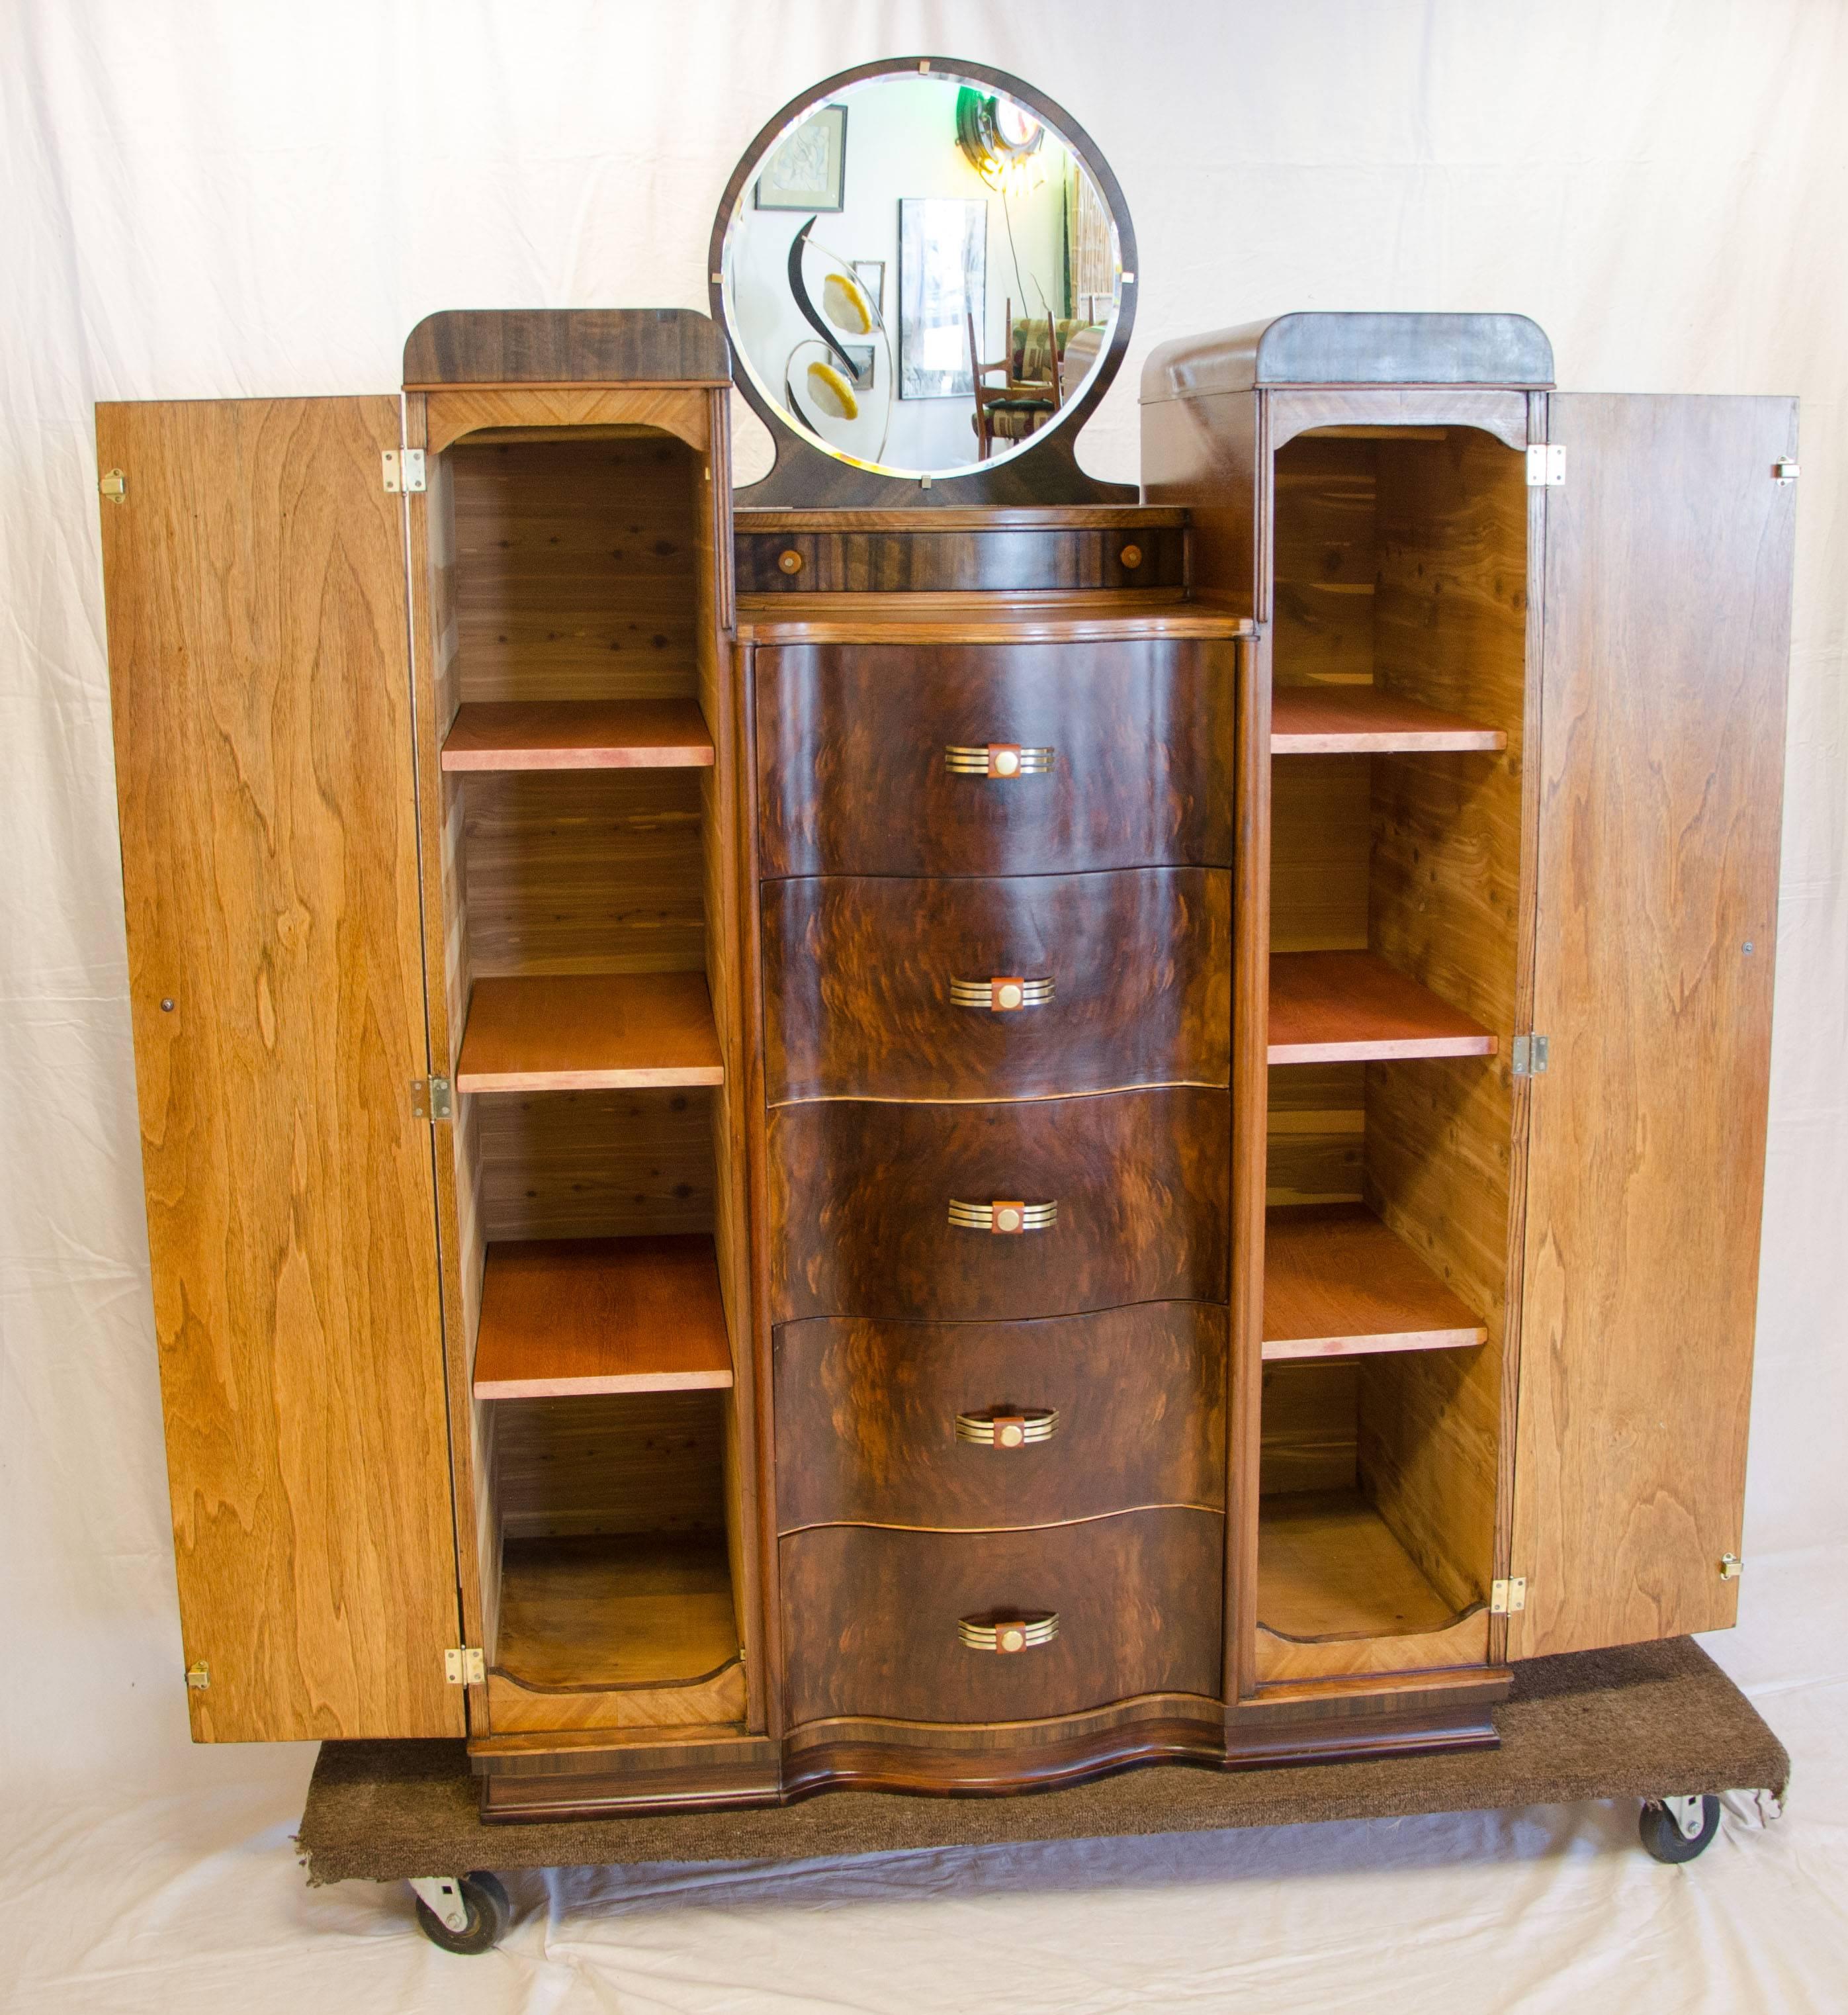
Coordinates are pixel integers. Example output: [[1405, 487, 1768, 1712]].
[[1509, 394, 1796, 1657], [99, 396, 463, 1740]]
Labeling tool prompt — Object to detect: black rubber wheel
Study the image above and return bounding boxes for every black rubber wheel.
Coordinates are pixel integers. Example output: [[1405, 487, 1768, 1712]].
[[414, 1871, 511, 1954], [1639, 1795, 1722, 1863]]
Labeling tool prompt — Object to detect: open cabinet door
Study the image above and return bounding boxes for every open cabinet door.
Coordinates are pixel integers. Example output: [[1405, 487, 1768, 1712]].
[[1507, 393, 1797, 1658], [101, 398, 464, 1739]]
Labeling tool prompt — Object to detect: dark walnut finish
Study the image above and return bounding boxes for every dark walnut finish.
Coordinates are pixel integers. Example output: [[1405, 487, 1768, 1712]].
[[773, 1302, 1227, 1532], [736, 523, 1186, 595], [756, 639, 1237, 878], [762, 868, 1231, 1104], [768, 1088, 1230, 1323], [779, 1510, 1224, 1725], [403, 308, 730, 387]]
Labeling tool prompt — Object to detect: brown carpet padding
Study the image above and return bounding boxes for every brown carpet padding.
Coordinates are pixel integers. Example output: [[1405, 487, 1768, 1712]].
[[296, 1638, 1788, 1885]]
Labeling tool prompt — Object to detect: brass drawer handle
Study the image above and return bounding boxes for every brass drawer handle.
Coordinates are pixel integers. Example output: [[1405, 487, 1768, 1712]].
[[949, 975, 1055, 1012], [955, 1408, 1059, 1449], [944, 742, 1055, 778], [959, 1615, 1059, 1654], [947, 1199, 1058, 1235]]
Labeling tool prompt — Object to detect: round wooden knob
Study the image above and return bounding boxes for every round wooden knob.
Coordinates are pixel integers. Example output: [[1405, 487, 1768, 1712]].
[[1120, 543, 1143, 570], [777, 549, 804, 575]]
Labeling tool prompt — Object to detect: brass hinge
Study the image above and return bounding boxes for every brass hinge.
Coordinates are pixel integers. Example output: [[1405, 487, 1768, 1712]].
[[382, 447, 426, 494], [1511, 1034, 1549, 1077], [410, 1076, 452, 1120], [1526, 443, 1565, 487], [1720, 1553, 1744, 1580], [185, 1660, 210, 1689], [443, 1647, 485, 1685], [99, 468, 128, 503], [1490, 1577, 1528, 1615], [1773, 459, 1799, 484]]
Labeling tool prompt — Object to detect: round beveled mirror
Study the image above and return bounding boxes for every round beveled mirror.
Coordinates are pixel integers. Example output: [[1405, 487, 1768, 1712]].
[[709, 58, 1134, 500]]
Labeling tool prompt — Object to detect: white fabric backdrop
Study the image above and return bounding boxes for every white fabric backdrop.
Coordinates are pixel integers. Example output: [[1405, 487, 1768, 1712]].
[[2, 1, 1843, 2006]]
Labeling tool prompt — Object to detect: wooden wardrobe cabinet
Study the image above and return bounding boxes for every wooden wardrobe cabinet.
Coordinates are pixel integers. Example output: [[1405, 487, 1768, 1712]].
[[98, 307, 1796, 1816]]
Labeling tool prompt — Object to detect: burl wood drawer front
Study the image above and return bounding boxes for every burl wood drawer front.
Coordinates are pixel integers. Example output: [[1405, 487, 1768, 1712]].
[[768, 1087, 1229, 1322], [774, 1304, 1227, 1533], [755, 640, 1234, 878], [764, 868, 1231, 1104], [780, 1511, 1224, 1726]]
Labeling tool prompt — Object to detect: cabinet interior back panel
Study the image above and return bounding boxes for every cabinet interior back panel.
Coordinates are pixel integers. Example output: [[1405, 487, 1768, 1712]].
[[451, 433, 702, 703]]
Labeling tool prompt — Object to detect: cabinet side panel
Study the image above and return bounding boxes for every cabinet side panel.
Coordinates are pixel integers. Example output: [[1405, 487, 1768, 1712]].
[[1509, 393, 1796, 1656], [100, 396, 464, 1739]]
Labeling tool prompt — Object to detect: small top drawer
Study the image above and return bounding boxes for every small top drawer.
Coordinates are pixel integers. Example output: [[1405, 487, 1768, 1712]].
[[754, 638, 1236, 877]]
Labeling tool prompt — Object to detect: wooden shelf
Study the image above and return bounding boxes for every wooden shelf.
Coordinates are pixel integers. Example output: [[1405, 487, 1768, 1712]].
[[1263, 1204, 1488, 1359], [1269, 952, 1497, 1064], [494, 1533, 738, 1689], [1257, 1490, 1468, 1640], [456, 973, 723, 1093], [441, 698, 715, 772], [1272, 684, 1506, 754], [472, 1235, 732, 1400]]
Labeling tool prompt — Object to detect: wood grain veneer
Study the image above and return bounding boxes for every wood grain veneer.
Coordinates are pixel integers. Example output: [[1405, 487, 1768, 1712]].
[[472, 1235, 732, 1398], [768, 1088, 1230, 1323], [1256, 1490, 1468, 1641], [100, 395, 463, 1743], [1507, 394, 1796, 1658], [1268, 951, 1497, 1063], [495, 1534, 740, 1689], [1263, 1204, 1488, 1359], [1270, 686, 1505, 752], [756, 639, 1237, 878], [456, 973, 723, 1091], [762, 869, 1230, 1104], [442, 698, 715, 770], [779, 1511, 1223, 1726], [773, 1303, 1227, 1533]]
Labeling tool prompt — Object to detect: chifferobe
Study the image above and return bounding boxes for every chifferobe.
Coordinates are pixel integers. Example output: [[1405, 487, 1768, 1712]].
[[96, 59, 1796, 1820]]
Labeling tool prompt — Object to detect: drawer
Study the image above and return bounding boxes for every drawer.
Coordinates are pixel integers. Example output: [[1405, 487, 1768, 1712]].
[[754, 639, 1235, 877], [768, 1087, 1229, 1322], [780, 1511, 1224, 1725], [774, 1304, 1226, 1533], [764, 868, 1230, 1104]]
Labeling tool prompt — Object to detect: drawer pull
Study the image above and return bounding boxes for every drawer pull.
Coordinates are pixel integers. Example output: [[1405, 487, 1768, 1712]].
[[944, 742, 1055, 779], [1119, 543, 1143, 569], [959, 1614, 1059, 1654], [947, 1198, 1058, 1235], [777, 548, 804, 574], [955, 1408, 1059, 1449], [949, 974, 1055, 1012]]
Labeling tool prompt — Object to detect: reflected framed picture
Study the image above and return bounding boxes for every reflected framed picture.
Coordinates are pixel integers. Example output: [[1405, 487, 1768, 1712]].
[[850, 259, 886, 315], [898, 197, 987, 399], [754, 103, 848, 212], [841, 344, 875, 387]]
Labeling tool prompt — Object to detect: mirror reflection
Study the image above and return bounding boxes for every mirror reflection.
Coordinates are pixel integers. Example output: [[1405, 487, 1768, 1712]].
[[720, 68, 1125, 480]]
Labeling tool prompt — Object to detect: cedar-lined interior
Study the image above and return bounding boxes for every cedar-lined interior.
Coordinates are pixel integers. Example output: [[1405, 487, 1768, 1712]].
[[1258, 425, 1526, 1676], [427, 422, 746, 1729]]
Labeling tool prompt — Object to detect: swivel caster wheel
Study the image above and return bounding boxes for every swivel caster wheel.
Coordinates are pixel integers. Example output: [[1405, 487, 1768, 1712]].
[[409, 1871, 511, 1953], [1639, 1794, 1721, 1863]]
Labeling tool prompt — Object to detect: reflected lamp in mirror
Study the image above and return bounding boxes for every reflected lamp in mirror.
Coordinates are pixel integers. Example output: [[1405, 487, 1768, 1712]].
[[710, 58, 1135, 498]]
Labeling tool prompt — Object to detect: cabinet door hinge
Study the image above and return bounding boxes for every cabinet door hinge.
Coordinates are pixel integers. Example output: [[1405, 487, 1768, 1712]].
[[1773, 459, 1799, 484], [1720, 1553, 1744, 1580], [410, 1076, 452, 1120], [382, 447, 426, 494], [444, 1647, 485, 1685], [1526, 443, 1566, 487], [99, 468, 128, 503], [185, 1660, 210, 1689], [1511, 1034, 1549, 1077], [1490, 1577, 1528, 1615]]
